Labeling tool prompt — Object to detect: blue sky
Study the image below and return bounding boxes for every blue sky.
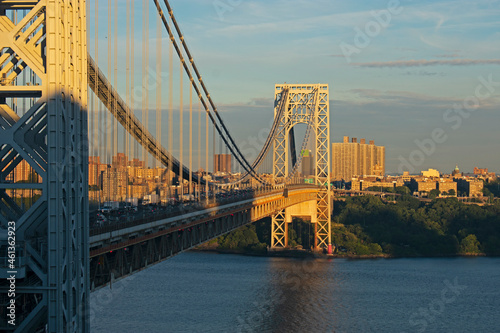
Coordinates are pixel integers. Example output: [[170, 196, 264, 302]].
[[88, 0, 500, 174]]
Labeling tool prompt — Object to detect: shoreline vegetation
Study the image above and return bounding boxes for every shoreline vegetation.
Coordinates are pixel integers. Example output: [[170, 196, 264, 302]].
[[193, 194, 500, 259], [191, 247, 491, 259]]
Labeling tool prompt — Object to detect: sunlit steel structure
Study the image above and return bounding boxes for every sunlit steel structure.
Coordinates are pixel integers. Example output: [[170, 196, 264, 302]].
[[272, 84, 332, 252]]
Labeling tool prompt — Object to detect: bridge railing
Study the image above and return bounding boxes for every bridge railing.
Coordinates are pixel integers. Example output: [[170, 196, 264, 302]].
[[90, 193, 253, 237]]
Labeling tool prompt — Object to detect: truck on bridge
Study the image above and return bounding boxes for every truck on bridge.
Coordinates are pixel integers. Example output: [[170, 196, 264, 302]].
[[101, 201, 119, 213], [143, 194, 160, 205]]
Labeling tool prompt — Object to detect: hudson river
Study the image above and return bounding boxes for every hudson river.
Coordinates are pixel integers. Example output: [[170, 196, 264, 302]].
[[91, 252, 500, 333]]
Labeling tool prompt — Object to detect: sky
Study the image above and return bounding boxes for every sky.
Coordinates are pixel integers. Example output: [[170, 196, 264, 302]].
[[88, 0, 500, 174]]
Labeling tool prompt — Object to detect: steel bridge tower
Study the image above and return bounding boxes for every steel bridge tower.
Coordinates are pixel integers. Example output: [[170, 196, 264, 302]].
[[0, 1, 89, 332], [271, 84, 332, 253]]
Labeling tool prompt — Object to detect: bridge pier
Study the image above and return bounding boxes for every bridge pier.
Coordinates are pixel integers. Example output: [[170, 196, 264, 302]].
[[272, 199, 330, 252]]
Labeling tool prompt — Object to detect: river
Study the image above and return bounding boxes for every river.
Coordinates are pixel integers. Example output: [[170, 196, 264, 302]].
[[90, 252, 500, 333]]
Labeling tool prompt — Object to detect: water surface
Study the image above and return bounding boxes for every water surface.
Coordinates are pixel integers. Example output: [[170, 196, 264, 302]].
[[91, 252, 500, 332]]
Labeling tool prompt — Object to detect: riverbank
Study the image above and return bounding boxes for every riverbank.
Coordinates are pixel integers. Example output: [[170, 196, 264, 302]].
[[201, 196, 500, 259], [191, 246, 492, 259]]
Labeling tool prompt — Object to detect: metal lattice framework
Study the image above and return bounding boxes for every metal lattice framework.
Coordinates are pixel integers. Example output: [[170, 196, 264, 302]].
[[0, 1, 89, 332], [272, 84, 331, 251]]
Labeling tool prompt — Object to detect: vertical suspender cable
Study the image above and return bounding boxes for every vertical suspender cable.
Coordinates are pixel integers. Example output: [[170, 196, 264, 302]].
[[198, 96, 201, 200], [126, 0, 130, 200], [86, 1, 90, 174], [130, 0, 135, 198], [179, 62, 183, 199], [113, 0, 118, 175], [212, 123, 215, 174], [189, 80, 193, 195], [145, 2, 150, 170], [156, 14, 162, 186], [141, 1, 145, 171], [205, 103, 209, 201], [168, 42, 173, 199], [106, 0, 111, 201], [106, 0, 111, 163], [212, 122, 216, 199], [142, 0, 148, 170], [94, 0, 99, 204]]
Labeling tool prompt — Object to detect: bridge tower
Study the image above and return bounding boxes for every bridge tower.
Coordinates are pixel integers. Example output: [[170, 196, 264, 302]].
[[272, 84, 332, 253], [0, 1, 89, 332]]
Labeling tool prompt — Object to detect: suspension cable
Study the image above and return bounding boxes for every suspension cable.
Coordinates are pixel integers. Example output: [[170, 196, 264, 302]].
[[161, 0, 257, 177], [151, 0, 265, 184]]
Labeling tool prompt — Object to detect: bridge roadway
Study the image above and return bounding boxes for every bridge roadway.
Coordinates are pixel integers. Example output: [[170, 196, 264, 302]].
[[89, 185, 319, 290]]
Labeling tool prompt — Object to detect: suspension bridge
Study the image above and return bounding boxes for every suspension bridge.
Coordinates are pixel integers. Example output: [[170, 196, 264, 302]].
[[0, 1, 332, 332]]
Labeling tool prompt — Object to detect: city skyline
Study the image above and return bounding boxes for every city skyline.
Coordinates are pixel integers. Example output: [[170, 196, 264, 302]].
[[85, 151, 494, 177]]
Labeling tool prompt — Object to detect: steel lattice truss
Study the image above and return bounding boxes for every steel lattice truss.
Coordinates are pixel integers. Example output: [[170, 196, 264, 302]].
[[0, 1, 89, 332], [272, 84, 331, 250], [271, 209, 286, 248]]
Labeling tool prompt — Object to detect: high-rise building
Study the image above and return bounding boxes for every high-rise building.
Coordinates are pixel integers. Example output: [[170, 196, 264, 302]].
[[332, 136, 385, 181], [89, 156, 100, 187], [214, 154, 231, 173], [301, 149, 314, 176], [112, 152, 128, 168]]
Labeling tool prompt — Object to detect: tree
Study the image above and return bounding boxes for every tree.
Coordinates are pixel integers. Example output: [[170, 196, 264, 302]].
[[367, 186, 382, 192], [448, 189, 456, 196], [395, 186, 410, 195], [459, 234, 481, 254], [429, 189, 441, 199], [485, 179, 500, 197]]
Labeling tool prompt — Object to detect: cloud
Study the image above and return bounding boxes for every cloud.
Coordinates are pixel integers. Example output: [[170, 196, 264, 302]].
[[351, 59, 500, 68], [246, 97, 274, 107], [208, 9, 377, 37], [402, 70, 447, 76], [435, 53, 460, 58], [342, 89, 459, 107]]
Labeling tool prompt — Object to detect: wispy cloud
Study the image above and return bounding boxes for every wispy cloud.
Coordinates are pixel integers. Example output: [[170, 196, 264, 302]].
[[402, 70, 447, 76], [209, 10, 378, 37], [435, 53, 460, 58], [352, 59, 500, 68], [344, 89, 460, 107]]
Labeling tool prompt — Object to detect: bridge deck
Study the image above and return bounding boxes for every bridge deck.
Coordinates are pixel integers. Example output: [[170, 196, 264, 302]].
[[89, 186, 319, 289]]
